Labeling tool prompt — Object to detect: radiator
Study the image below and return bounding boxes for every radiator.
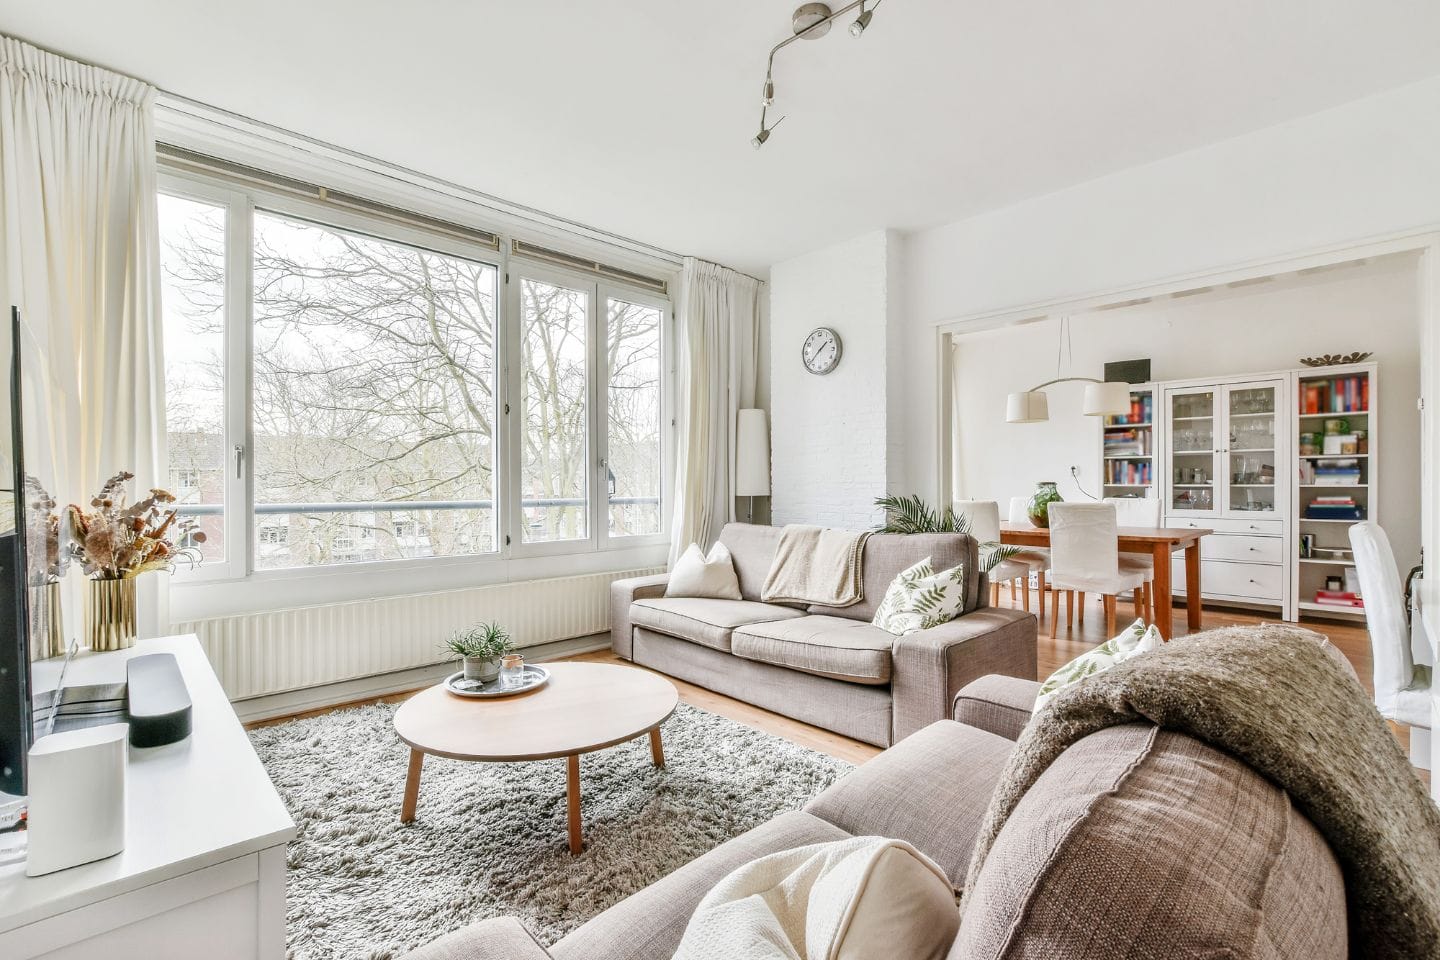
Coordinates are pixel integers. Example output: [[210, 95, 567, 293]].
[[174, 566, 664, 701]]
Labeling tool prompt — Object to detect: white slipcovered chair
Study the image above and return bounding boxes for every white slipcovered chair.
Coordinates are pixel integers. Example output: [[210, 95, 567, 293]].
[[1349, 521, 1432, 768], [1047, 502, 1149, 637], [954, 499, 1036, 613], [1104, 496, 1161, 621]]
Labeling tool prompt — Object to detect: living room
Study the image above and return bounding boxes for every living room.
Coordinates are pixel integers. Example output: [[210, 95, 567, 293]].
[[2, 3, 1440, 959]]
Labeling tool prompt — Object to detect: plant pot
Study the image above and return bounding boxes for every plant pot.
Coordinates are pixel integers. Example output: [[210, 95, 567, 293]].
[[86, 578, 137, 652], [1027, 481, 1063, 528], [29, 581, 65, 660], [463, 655, 501, 683]]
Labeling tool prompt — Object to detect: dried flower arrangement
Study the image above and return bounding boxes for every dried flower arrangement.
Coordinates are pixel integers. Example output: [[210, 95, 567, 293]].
[[23, 475, 72, 586], [66, 471, 205, 580]]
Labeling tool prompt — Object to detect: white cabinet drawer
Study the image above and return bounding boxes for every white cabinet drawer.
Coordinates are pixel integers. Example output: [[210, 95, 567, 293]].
[[1202, 535, 1283, 564], [1173, 560, 1283, 601], [1165, 516, 1283, 536]]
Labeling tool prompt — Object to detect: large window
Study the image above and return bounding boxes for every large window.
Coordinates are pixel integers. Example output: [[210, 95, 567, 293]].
[[158, 172, 670, 581]]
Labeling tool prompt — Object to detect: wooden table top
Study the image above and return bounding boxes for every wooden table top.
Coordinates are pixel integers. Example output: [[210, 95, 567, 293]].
[[393, 661, 678, 763], [999, 522, 1212, 546]]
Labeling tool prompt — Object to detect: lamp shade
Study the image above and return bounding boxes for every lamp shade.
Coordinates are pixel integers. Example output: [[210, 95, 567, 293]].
[[1082, 380, 1131, 417], [1005, 391, 1049, 424], [735, 409, 771, 496]]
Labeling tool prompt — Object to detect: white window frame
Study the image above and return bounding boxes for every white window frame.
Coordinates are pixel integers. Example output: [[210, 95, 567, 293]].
[[158, 166, 673, 596]]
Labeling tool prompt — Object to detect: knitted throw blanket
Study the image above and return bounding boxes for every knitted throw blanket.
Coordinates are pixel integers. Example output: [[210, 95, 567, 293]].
[[761, 525, 872, 607], [961, 624, 1440, 959]]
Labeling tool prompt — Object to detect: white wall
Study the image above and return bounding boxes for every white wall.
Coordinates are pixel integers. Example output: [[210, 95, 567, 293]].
[[769, 229, 898, 528], [952, 254, 1422, 566], [898, 75, 1440, 499]]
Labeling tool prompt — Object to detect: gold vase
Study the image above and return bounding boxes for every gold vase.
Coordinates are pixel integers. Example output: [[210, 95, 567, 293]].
[[28, 581, 65, 660], [86, 578, 137, 652]]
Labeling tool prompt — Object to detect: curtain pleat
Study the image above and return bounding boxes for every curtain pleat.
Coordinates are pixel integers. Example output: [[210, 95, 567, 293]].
[[669, 258, 762, 565], [0, 36, 167, 639]]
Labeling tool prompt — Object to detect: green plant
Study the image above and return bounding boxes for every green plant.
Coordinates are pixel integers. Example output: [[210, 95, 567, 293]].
[[443, 621, 515, 661], [873, 494, 1019, 574]]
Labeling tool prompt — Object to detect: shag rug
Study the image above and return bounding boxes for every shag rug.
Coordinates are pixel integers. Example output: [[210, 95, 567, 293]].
[[249, 700, 853, 960]]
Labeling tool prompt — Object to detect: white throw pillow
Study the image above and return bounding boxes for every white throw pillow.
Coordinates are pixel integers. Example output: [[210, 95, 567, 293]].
[[1034, 618, 1164, 710], [871, 557, 969, 636], [666, 542, 743, 600], [672, 835, 959, 960]]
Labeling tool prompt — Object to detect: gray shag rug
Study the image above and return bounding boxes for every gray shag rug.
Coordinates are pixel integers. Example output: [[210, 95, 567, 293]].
[[249, 700, 853, 960]]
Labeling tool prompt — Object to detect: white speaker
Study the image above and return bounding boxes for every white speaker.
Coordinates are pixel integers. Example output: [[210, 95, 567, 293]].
[[25, 723, 127, 877]]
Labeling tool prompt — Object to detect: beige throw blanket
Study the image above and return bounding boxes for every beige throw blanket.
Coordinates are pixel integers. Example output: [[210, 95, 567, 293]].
[[962, 624, 1440, 959], [761, 525, 871, 607]]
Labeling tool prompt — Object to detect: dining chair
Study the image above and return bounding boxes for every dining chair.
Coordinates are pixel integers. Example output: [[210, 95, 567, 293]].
[[1349, 522, 1432, 768], [955, 499, 1037, 613], [1003, 497, 1053, 618], [1104, 496, 1161, 622], [1047, 502, 1149, 638]]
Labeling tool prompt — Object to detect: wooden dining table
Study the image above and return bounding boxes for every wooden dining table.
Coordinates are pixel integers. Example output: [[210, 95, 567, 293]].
[[999, 522, 1211, 639]]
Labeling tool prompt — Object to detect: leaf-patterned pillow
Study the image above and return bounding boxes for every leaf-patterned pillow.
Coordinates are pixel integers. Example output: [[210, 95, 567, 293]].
[[1035, 618, 1163, 710], [872, 557, 969, 636]]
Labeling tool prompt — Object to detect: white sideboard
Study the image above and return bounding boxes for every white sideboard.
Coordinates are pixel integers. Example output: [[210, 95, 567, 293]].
[[1, 635, 295, 959]]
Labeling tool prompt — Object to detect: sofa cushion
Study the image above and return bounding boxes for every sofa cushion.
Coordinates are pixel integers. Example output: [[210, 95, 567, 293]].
[[806, 720, 1014, 888], [630, 597, 804, 653], [716, 522, 790, 603], [550, 811, 852, 960], [732, 615, 895, 685], [953, 724, 1347, 960], [809, 532, 980, 622]]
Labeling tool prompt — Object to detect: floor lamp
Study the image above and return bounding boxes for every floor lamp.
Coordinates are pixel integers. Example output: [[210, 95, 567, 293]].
[[736, 409, 770, 523]]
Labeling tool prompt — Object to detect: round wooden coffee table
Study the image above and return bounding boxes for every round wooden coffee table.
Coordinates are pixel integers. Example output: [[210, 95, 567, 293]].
[[393, 661, 679, 854]]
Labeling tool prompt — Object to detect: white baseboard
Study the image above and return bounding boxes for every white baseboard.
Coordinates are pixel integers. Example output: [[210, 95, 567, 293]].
[[232, 633, 611, 724]]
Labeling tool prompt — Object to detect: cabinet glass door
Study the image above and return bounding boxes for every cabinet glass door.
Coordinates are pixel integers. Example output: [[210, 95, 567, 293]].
[[1223, 381, 1280, 517], [1167, 387, 1218, 515]]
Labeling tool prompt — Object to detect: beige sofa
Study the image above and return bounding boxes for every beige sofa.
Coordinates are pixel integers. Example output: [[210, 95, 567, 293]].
[[406, 672, 1346, 960], [609, 523, 1038, 747]]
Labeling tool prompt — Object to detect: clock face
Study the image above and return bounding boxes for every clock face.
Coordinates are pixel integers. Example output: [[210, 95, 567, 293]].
[[802, 327, 842, 375]]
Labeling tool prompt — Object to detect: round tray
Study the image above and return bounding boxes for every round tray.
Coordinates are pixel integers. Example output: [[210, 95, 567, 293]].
[[443, 664, 550, 699]]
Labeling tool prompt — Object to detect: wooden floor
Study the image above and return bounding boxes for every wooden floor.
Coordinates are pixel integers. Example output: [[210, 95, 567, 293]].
[[251, 589, 1419, 780]]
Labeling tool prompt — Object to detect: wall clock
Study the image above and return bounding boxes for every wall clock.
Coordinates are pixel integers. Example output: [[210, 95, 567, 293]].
[[802, 326, 842, 375]]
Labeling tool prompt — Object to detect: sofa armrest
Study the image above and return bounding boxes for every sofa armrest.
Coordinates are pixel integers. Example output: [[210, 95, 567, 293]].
[[610, 573, 669, 659], [890, 607, 1037, 743], [952, 675, 1041, 741], [400, 917, 552, 960]]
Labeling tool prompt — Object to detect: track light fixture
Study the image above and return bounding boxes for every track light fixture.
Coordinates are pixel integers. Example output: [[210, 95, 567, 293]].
[[752, 112, 786, 149], [750, 1, 888, 147], [850, 5, 873, 37]]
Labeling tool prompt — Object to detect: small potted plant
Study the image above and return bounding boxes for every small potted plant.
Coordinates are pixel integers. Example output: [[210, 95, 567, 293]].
[[444, 621, 515, 683]]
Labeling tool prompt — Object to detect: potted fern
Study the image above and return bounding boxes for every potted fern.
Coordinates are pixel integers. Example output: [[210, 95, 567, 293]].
[[444, 621, 515, 683], [873, 494, 1018, 574]]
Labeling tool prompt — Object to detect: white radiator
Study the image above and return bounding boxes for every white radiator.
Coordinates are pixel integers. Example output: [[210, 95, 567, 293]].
[[174, 567, 663, 701]]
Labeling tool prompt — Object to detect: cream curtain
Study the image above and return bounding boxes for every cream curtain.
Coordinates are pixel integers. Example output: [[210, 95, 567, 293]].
[[0, 37, 167, 639], [669, 257, 762, 564]]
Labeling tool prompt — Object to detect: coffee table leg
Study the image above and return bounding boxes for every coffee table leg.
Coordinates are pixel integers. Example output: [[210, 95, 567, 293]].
[[566, 754, 583, 855], [401, 748, 424, 823], [649, 728, 665, 768]]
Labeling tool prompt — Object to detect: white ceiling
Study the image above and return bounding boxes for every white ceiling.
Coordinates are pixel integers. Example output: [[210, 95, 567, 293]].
[[3, 1, 1439, 275]]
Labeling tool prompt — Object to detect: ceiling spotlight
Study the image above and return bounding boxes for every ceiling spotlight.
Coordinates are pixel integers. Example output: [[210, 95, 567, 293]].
[[752, 114, 786, 149], [850, 7, 873, 36], [761, 75, 775, 106]]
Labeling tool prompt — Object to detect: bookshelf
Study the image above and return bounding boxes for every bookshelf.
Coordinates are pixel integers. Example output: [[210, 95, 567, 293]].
[[1101, 385, 1157, 499], [1290, 361, 1377, 620]]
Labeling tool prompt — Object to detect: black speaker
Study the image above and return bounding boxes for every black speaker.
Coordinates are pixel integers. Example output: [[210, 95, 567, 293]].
[[1104, 358, 1151, 384]]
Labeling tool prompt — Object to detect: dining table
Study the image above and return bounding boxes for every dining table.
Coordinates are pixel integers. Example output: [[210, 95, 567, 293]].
[[999, 521, 1212, 640]]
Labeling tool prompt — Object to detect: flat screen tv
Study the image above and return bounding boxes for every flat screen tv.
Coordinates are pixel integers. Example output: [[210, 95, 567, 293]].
[[0, 307, 31, 798]]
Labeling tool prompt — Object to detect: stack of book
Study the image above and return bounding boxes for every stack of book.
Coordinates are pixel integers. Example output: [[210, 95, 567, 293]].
[[1313, 589, 1364, 609], [1300, 458, 1362, 485], [1304, 496, 1363, 520], [1105, 460, 1152, 485], [1103, 429, 1149, 456], [1106, 394, 1153, 426], [1299, 375, 1368, 414]]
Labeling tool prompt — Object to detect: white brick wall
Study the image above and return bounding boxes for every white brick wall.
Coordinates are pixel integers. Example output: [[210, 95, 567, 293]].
[[769, 230, 897, 530]]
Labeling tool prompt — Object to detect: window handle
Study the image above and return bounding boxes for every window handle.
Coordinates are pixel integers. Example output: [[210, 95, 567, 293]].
[[234, 443, 245, 479]]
